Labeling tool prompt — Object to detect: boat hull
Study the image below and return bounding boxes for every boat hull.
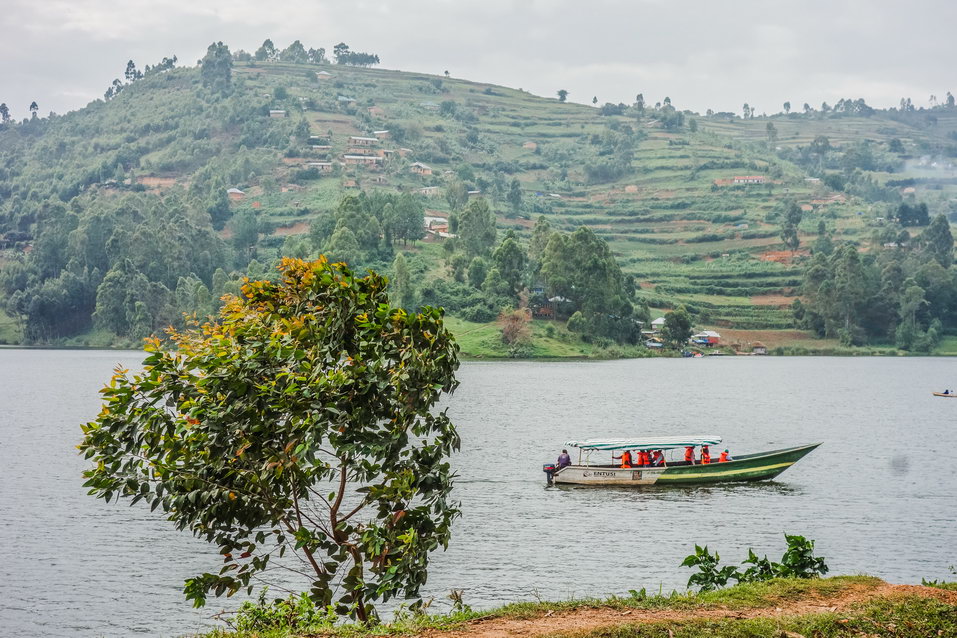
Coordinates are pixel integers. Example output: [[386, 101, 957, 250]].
[[932, 392, 957, 397], [553, 443, 820, 486]]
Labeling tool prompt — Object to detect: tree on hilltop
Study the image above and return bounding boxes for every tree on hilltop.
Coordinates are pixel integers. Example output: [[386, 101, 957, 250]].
[[557, 89, 568, 103], [200, 41, 232, 93], [79, 258, 461, 623], [0, 103, 9, 123], [254, 39, 276, 61]]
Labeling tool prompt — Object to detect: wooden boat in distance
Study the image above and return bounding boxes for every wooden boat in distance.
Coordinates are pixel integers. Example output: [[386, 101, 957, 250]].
[[545, 436, 820, 486], [932, 392, 957, 397]]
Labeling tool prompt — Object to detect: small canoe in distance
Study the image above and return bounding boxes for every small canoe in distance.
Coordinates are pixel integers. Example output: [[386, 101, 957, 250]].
[[932, 392, 957, 397], [549, 442, 821, 486]]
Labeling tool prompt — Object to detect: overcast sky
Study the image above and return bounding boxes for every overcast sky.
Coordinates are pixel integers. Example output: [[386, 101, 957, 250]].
[[3, 0, 955, 120]]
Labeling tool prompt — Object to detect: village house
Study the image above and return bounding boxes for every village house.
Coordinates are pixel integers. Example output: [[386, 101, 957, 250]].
[[268, 109, 287, 118], [522, 141, 538, 151], [226, 188, 246, 202], [317, 71, 332, 80], [367, 105, 385, 117], [418, 186, 441, 196], [281, 184, 304, 193], [732, 176, 766, 184], [467, 190, 482, 198], [419, 101, 440, 111], [342, 179, 358, 188], [692, 330, 722, 346], [342, 155, 382, 166], [306, 162, 334, 173], [337, 96, 356, 105], [377, 149, 397, 159], [650, 317, 666, 332], [349, 136, 379, 147], [368, 175, 388, 185], [410, 162, 433, 176], [373, 130, 390, 140], [398, 148, 413, 158], [347, 146, 377, 156], [752, 341, 768, 355]]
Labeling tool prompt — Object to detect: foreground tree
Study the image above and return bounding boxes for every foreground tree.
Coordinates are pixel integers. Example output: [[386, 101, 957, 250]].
[[80, 257, 461, 623]]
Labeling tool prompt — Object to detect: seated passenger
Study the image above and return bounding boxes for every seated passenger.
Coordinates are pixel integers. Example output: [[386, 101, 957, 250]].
[[637, 450, 649, 466], [613, 450, 633, 468], [684, 446, 695, 464], [701, 445, 711, 464], [651, 450, 664, 466], [718, 449, 731, 463], [556, 449, 572, 468]]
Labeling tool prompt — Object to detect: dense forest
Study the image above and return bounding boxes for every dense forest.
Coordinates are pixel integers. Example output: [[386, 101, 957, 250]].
[[1, 40, 956, 353]]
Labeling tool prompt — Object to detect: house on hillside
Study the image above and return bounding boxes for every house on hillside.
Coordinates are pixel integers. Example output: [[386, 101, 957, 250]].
[[418, 186, 441, 196], [337, 96, 356, 105], [349, 136, 379, 146], [368, 105, 385, 117], [752, 341, 768, 355], [732, 176, 766, 185], [650, 317, 666, 332], [227, 188, 246, 202], [317, 71, 332, 80], [342, 155, 382, 166], [419, 101, 440, 111], [398, 147, 413, 158], [410, 162, 433, 176], [467, 190, 482, 198], [306, 162, 334, 173], [373, 130, 390, 140], [522, 141, 538, 150], [269, 110, 287, 118]]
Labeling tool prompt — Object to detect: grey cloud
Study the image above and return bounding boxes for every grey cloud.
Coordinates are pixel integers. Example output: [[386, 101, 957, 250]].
[[1, 0, 955, 120]]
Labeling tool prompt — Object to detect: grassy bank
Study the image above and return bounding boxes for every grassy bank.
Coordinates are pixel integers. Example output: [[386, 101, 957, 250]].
[[194, 576, 957, 637]]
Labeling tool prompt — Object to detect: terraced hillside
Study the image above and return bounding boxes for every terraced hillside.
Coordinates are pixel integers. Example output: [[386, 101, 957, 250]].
[[1, 53, 956, 349]]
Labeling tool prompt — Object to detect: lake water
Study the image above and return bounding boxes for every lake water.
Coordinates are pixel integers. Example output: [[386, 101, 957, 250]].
[[1, 350, 955, 637]]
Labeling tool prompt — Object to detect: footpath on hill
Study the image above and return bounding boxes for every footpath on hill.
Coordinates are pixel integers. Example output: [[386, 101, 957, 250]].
[[403, 581, 957, 638]]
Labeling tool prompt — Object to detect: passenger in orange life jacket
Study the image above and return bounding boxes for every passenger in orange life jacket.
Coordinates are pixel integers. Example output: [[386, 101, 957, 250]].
[[701, 445, 711, 464], [718, 449, 731, 462], [613, 450, 633, 468], [651, 450, 664, 466], [637, 450, 649, 466], [684, 446, 695, 464]]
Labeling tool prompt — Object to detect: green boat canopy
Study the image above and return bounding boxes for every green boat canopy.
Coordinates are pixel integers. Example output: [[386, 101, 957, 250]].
[[564, 436, 723, 451]]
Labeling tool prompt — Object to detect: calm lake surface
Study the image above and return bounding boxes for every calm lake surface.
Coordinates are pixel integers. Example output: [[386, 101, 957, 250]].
[[1, 350, 955, 637]]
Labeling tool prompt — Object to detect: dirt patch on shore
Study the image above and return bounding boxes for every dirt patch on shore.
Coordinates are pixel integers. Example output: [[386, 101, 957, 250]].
[[410, 582, 954, 638]]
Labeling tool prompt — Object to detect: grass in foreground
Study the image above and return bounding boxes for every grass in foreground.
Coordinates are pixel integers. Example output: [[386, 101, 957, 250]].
[[196, 576, 908, 637], [574, 596, 957, 637]]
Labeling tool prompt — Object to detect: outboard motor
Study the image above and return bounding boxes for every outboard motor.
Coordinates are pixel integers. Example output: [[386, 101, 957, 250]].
[[543, 463, 556, 485]]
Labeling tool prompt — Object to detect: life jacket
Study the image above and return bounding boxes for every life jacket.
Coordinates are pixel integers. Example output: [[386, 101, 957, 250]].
[[701, 450, 711, 464], [719, 451, 729, 463], [637, 451, 648, 466], [684, 447, 694, 463], [621, 451, 633, 468]]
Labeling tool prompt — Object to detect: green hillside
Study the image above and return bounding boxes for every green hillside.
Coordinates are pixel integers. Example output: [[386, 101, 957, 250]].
[[2, 45, 956, 353]]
